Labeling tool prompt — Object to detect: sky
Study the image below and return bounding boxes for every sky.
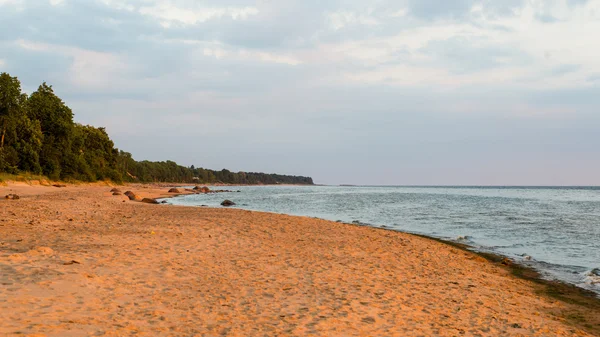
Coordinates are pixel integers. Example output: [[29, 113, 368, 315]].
[[1, 0, 599, 185]]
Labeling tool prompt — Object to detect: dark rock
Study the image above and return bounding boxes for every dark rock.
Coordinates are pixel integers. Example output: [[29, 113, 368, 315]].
[[110, 188, 121, 193], [112, 192, 122, 196], [168, 188, 181, 193], [161, 200, 168, 204], [141, 198, 159, 204], [124, 191, 140, 201], [53, 184, 67, 188], [221, 200, 236, 207], [5, 194, 20, 200], [501, 258, 513, 266]]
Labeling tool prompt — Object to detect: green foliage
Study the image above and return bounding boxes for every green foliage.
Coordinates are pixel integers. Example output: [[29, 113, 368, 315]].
[[0, 72, 314, 185], [115, 151, 313, 184]]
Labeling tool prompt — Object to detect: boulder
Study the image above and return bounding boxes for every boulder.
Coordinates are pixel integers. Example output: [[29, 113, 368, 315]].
[[124, 191, 140, 201], [110, 188, 121, 193], [194, 186, 210, 193], [221, 200, 236, 207], [141, 198, 159, 204], [161, 200, 168, 204], [5, 194, 20, 200], [168, 188, 181, 193]]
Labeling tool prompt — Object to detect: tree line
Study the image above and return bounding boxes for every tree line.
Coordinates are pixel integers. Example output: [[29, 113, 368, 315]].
[[0, 72, 314, 185]]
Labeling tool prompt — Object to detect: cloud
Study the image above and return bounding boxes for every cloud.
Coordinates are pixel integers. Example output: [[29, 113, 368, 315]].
[[407, 0, 474, 19], [1, 0, 600, 184], [327, 10, 380, 30], [536, 13, 560, 23], [588, 74, 600, 82], [138, 3, 259, 27], [419, 36, 532, 74], [549, 64, 581, 76]]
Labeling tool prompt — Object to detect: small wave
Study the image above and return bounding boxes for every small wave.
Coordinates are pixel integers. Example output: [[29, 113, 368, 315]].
[[519, 253, 533, 261], [489, 243, 526, 249], [351, 220, 374, 226], [583, 268, 600, 285]]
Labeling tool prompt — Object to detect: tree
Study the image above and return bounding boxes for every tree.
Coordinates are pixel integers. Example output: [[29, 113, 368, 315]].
[[0, 72, 314, 185], [27, 83, 74, 179], [0, 73, 42, 173]]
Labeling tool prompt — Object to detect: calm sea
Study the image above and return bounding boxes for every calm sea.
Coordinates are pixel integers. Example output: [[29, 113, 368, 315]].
[[167, 185, 600, 294]]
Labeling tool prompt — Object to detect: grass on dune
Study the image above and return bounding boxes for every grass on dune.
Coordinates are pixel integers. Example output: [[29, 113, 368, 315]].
[[0, 172, 51, 185]]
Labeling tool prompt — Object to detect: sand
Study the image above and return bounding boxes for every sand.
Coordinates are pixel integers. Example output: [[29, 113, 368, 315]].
[[0, 184, 596, 336]]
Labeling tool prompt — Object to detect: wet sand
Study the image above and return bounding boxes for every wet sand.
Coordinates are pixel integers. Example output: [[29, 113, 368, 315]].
[[0, 184, 597, 336]]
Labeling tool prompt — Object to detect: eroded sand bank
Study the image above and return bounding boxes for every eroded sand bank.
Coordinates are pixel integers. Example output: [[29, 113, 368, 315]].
[[0, 184, 595, 336]]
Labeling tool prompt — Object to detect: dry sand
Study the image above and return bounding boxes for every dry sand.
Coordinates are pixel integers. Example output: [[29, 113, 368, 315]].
[[0, 184, 596, 336]]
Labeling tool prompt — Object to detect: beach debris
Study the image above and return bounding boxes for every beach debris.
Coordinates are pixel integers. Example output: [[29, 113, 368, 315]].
[[53, 184, 67, 188], [168, 188, 181, 193], [5, 194, 20, 200], [110, 188, 121, 193], [63, 260, 81, 265], [221, 200, 236, 207], [141, 198, 160, 204]]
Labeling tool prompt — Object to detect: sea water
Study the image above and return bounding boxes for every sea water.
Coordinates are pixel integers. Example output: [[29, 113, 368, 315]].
[[167, 185, 600, 294]]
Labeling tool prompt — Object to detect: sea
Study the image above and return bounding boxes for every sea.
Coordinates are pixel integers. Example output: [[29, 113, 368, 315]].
[[166, 185, 600, 295]]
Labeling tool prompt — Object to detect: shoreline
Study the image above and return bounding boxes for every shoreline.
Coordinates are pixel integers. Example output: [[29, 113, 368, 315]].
[[146, 185, 600, 334], [150, 187, 600, 335], [1, 183, 599, 336], [166, 191, 600, 298]]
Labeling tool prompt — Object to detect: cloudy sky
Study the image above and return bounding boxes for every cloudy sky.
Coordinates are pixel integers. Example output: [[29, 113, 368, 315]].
[[1, 0, 599, 185]]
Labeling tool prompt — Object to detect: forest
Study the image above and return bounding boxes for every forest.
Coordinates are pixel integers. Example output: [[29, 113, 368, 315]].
[[0, 72, 314, 185]]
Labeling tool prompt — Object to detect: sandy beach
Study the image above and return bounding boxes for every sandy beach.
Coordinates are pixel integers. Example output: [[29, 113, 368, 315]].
[[0, 183, 597, 336]]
